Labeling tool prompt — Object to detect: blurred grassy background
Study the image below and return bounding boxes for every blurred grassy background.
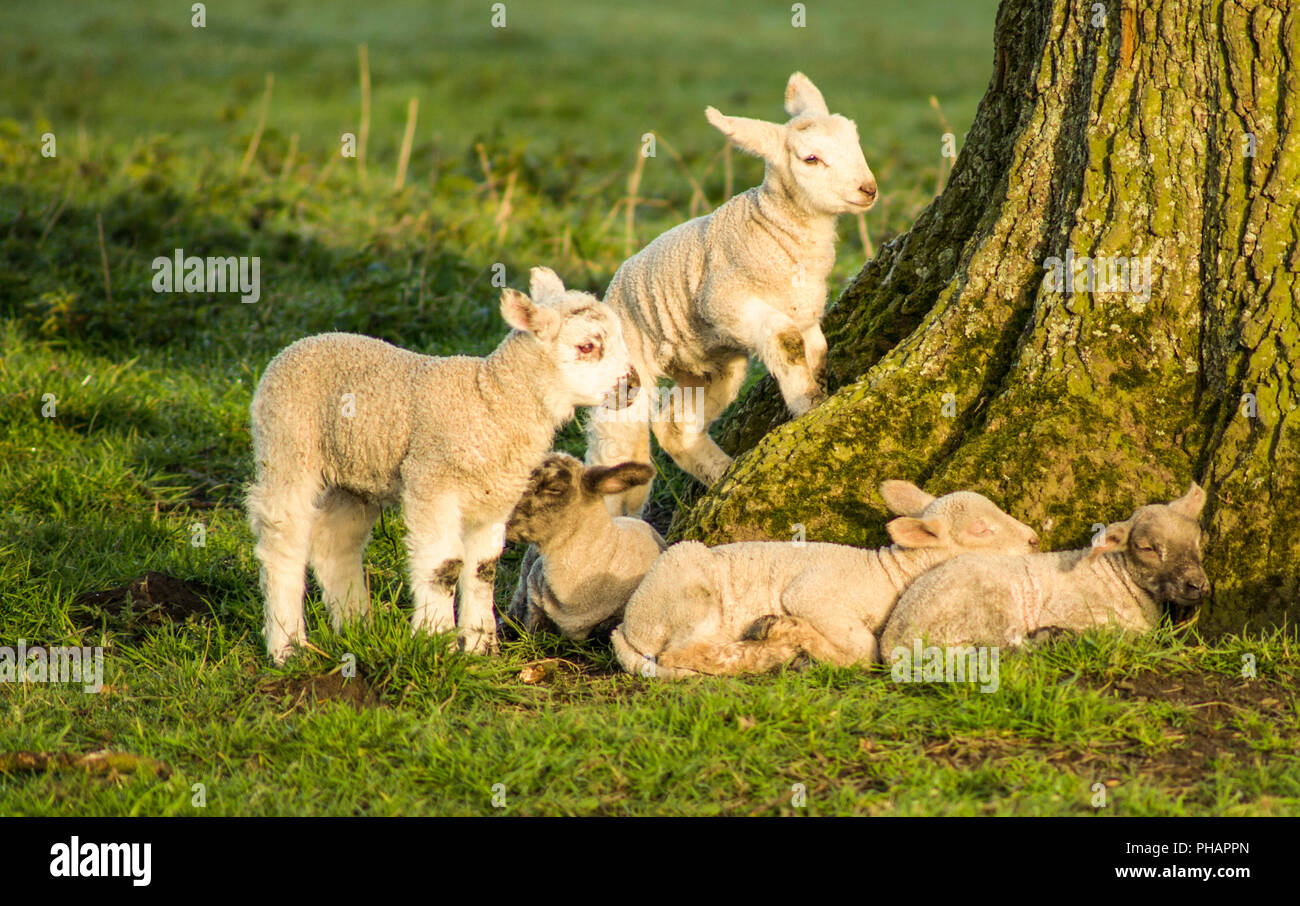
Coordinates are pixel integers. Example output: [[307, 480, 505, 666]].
[[1, 0, 999, 354], [2, 0, 996, 167]]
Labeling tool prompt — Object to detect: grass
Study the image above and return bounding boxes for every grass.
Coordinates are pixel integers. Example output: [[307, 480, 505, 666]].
[[1, 0, 1298, 816]]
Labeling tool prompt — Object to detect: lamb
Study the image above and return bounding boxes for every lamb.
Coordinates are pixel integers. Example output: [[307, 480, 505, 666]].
[[587, 72, 878, 516], [610, 481, 1039, 679], [502, 452, 667, 640], [879, 484, 1208, 655], [246, 267, 632, 662]]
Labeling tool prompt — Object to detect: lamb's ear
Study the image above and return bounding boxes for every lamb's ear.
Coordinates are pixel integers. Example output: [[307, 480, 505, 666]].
[[705, 107, 784, 163], [1088, 519, 1132, 559], [784, 72, 829, 118], [879, 480, 937, 517], [533, 456, 579, 497], [1168, 482, 1207, 520], [501, 288, 561, 340], [960, 518, 994, 540], [583, 462, 655, 497], [529, 266, 567, 305], [886, 515, 949, 548]]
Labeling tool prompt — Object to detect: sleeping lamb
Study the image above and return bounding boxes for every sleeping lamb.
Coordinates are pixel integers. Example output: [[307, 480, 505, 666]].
[[611, 480, 1039, 678], [879, 484, 1208, 653]]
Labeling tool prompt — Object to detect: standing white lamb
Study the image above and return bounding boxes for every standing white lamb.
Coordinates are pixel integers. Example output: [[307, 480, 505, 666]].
[[879, 484, 1209, 654], [503, 452, 667, 640], [588, 72, 878, 516], [611, 481, 1039, 679], [246, 267, 632, 662]]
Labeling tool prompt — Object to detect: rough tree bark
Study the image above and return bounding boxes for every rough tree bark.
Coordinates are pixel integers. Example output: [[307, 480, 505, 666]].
[[671, 0, 1298, 636]]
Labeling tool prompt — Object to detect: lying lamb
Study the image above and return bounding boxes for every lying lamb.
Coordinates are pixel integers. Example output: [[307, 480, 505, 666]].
[[879, 484, 1208, 653], [588, 72, 878, 516], [246, 267, 632, 662], [503, 452, 667, 640], [611, 481, 1039, 678]]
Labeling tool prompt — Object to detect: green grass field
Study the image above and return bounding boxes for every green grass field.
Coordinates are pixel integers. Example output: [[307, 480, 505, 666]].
[[1, 0, 1297, 816]]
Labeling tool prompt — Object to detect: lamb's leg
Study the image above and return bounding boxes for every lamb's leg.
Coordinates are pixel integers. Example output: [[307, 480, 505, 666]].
[[746, 613, 875, 667], [403, 493, 464, 638], [248, 479, 320, 663], [650, 355, 748, 485], [308, 489, 381, 629], [521, 558, 562, 635], [775, 576, 879, 666], [803, 323, 828, 388], [585, 375, 654, 516], [655, 627, 810, 676], [456, 521, 507, 655], [742, 302, 826, 416], [657, 613, 852, 676], [503, 545, 540, 630]]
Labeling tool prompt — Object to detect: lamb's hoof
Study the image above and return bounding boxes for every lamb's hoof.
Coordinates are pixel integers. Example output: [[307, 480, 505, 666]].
[[787, 390, 824, 418], [742, 614, 781, 641], [698, 458, 734, 486], [457, 628, 500, 656], [266, 636, 304, 665]]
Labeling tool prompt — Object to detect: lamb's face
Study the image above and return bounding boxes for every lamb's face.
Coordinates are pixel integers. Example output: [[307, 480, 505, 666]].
[[784, 114, 878, 216], [704, 72, 877, 218], [880, 480, 1039, 555], [1090, 483, 1208, 615], [505, 452, 655, 545], [500, 267, 634, 409], [506, 453, 582, 544], [548, 295, 633, 408], [1121, 502, 1208, 611], [924, 491, 1040, 555]]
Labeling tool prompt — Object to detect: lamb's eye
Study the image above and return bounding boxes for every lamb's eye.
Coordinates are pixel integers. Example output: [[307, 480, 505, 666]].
[[576, 342, 597, 356], [803, 154, 820, 164]]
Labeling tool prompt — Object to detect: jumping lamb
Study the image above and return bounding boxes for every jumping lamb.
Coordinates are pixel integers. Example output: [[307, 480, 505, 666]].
[[879, 484, 1208, 654], [503, 452, 667, 640], [610, 481, 1039, 679], [246, 267, 632, 662], [587, 72, 878, 516]]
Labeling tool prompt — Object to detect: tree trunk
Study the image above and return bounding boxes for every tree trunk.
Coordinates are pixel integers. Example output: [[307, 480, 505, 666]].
[[671, 0, 1299, 637]]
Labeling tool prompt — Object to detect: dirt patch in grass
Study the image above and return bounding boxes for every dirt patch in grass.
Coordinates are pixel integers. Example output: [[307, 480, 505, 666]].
[[854, 672, 1296, 800], [0, 749, 171, 779], [1083, 671, 1295, 786], [72, 571, 219, 639], [258, 673, 380, 709]]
